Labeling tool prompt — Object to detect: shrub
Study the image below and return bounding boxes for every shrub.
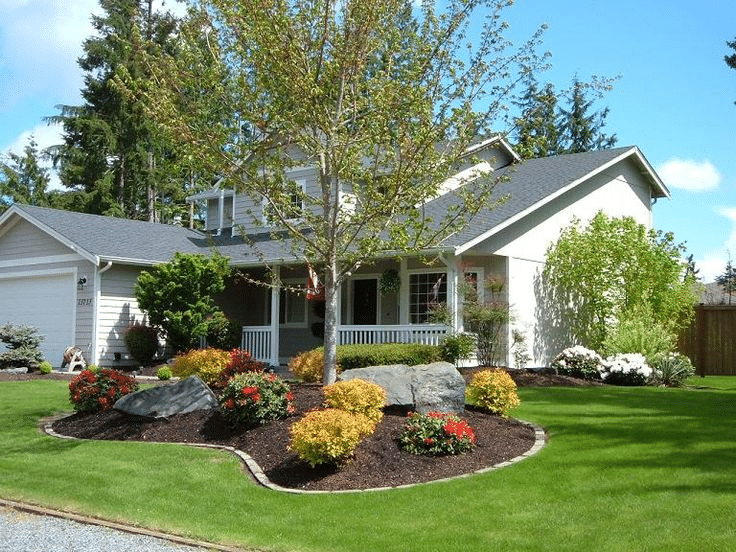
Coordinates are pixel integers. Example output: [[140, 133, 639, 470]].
[[602, 303, 676, 362], [337, 343, 441, 371], [600, 353, 652, 386], [550, 346, 603, 380], [649, 352, 696, 387], [0, 323, 44, 371], [124, 323, 159, 366], [38, 361, 53, 375], [156, 366, 173, 380], [170, 348, 231, 386], [69, 368, 138, 413], [399, 411, 476, 456], [220, 372, 294, 426], [440, 333, 477, 366], [323, 379, 386, 428], [288, 349, 341, 383], [212, 349, 266, 388], [289, 408, 374, 467], [204, 313, 243, 351], [465, 369, 520, 416]]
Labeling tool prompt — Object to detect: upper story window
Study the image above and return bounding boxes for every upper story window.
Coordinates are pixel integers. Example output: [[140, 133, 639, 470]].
[[203, 190, 235, 235], [263, 179, 306, 225]]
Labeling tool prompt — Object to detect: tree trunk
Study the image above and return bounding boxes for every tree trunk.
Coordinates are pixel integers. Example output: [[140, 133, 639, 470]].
[[323, 257, 339, 385]]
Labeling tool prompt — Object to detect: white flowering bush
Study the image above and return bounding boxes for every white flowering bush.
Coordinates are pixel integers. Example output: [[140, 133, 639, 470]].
[[649, 352, 695, 387], [600, 353, 652, 386], [550, 346, 603, 380]]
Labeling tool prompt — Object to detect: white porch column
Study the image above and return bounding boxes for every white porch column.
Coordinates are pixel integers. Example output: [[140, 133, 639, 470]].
[[442, 253, 460, 332], [399, 257, 409, 325], [217, 189, 225, 235], [270, 265, 281, 366]]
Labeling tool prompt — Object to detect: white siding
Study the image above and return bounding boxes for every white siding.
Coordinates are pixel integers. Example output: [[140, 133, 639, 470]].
[[0, 218, 71, 260]]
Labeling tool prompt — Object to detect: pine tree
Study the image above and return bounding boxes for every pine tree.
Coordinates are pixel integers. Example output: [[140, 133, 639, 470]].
[[716, 260, 736, 305], [512, 76, 559, 158], [557, 77, 617, 154], [0, 137, 51, 211]]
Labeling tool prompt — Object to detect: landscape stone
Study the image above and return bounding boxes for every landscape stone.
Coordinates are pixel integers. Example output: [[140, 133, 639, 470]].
[[338, 361, 466, 414], [114, 375, 219, 418]]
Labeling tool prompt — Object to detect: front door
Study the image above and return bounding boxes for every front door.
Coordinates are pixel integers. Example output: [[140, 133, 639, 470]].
[[353, 279, 378, 325]]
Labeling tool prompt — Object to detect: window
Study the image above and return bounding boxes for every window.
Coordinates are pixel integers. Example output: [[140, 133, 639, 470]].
[[263, 179, 305, 224], [279, 286, 307, 326], [409, 271, 447, 324]]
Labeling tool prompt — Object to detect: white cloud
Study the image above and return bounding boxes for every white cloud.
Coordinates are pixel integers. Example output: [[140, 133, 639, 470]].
[[693, 208, 736, 283], [656, 158, 721, 192]]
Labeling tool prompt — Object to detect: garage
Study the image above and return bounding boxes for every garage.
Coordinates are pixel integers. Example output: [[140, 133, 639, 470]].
[[0, 271, 76, 367]]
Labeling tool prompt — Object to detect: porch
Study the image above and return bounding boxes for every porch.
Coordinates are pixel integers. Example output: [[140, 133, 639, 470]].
[[241, 323, 451, 365]]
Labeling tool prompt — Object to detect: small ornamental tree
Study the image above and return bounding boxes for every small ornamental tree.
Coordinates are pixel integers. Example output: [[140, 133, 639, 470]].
[[0, 324, 44, 371], [543, 212, 699, 351], [134, 252, 231, 354]]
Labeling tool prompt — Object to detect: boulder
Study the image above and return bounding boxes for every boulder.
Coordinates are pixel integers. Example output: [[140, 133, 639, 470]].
[[337, 361, 466, 414], [114, 375, 219, 418]]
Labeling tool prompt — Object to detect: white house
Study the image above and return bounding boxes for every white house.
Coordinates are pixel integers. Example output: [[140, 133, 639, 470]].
[[0, 140, 668, 369]]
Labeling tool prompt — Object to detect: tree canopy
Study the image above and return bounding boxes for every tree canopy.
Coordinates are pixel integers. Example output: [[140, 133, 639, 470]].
[[543, 212, 698, 351], [121, 0, 549, 382]]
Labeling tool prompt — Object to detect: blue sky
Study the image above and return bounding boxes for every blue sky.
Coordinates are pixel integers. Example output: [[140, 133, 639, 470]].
[[1, 0, 735, 281]]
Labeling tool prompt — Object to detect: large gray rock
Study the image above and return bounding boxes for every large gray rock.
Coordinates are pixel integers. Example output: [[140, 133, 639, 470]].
[[114, 375, 219, 418], [338, 361, 466, 414]]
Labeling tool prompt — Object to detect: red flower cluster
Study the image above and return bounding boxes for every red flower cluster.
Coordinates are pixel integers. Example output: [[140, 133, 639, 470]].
[[241, 386, 261, 403], [443, 418, 477, 444], [69, 368, 138, 413]]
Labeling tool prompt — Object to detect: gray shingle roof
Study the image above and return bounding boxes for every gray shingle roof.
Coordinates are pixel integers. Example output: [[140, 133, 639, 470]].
[[6, 146, 663, 267]]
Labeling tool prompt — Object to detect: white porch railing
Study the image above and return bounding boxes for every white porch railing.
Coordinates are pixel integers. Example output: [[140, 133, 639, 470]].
[[242, 324, 450, 364], [241, 326, 272, 363]]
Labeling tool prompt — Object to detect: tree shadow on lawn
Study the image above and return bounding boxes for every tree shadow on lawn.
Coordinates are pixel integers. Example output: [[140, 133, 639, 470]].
[[519, 386, 736, 478]]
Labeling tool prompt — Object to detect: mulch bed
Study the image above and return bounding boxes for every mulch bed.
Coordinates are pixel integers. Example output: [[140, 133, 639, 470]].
[[5, 367, 595, 491]]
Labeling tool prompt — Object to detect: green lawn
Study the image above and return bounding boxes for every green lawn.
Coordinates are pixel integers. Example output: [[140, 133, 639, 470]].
[[1, 378, 736, 551]]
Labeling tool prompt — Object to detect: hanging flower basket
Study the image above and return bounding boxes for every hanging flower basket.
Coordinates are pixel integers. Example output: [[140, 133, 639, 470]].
[[379, 268, 401, 295]]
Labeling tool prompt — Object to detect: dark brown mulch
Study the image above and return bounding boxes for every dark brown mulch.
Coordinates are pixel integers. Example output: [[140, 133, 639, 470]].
[[24, 367, 592, 492]]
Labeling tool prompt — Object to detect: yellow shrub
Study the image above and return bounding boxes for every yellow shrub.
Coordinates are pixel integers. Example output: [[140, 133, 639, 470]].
[[465, 369, 520, 416], [288, 349, 342, 383], [170, 348, 231, 386], [323, 379, 386, 428], [289, 409, 373, 467]]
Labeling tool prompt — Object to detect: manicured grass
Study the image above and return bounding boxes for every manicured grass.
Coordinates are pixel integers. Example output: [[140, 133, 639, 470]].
[[685, 375, 736, 390], [2, 379, 736, 551]]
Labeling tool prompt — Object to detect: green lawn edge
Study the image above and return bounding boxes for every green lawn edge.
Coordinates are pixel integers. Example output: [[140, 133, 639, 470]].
[[2, 379, 736, 552]]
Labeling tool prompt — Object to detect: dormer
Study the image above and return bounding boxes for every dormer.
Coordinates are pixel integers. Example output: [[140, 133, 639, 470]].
[[187, 186, 235, 236]]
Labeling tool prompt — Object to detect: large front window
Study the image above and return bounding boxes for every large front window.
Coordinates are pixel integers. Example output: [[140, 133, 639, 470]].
[[279, 285, 307, 325], [409, 272, 447, 323]]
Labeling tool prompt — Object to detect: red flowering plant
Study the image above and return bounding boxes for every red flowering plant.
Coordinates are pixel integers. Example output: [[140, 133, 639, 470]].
[[211, 348, 266, 389], [219, 371, 295, 426], [69, 367, 138, 413], [399, 411, 477, 456]]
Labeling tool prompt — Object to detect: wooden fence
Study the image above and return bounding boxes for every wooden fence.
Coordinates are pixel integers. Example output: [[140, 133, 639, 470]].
[[678, 305, 736, 376]]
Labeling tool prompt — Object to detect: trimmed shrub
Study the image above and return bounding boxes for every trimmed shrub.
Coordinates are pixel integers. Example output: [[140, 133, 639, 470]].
[[212, 349, 266, 389], [205, 313, 243, 351], [337, 343, 442, 371], [38, 361, 53, 375], [440, 333, 477, 366], [649, 352, 696, 388], [220, 372, 294, 426], [0, 323, 44, 371], [170, 348, 231, 386], [465, 369, 520, 416], [289, 408, 374, 467], [323, 379, 386, 428], [156, 366, 173, 380], [288, 349, 340, 383], [69, 368, 138, 413], [550, 346, 603, 380], [124, 323, 159, 366], [399, 411, 476, 456], [600, 353, 652, 386]]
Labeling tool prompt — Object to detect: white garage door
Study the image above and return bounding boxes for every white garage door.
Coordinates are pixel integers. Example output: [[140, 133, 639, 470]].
[[0, 272, 75, 367]]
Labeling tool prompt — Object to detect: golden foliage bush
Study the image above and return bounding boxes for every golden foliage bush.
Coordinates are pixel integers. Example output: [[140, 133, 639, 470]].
[[288, 408, 373, 467], [465, 369, 520, 416], [323, 378, 386, 428], [288, 349, 342, 383], [170, 348, 231, 385]]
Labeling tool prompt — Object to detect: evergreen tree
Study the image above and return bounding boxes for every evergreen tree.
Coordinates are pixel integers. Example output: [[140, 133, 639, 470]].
[[0, 137, 51, 211], [727, 37, 736, 104], [557, 77, 617, 154], [716, 260, 736, 305], [512, 75, 559, 158], [47, 0, 188, 222]]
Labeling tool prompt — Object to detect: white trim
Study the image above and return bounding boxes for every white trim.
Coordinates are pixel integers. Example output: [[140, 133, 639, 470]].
[[0, 253, 82, 269], [0, 266, 76, 280], [407, 268, 449, 325], [455, 147, 664, 255]]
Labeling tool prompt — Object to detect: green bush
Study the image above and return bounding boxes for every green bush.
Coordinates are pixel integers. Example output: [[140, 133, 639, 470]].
[[212, 349, 266, 389], [289, 349, 335, 383], [156, 366, 173, 380], [0, 323, 44, 371], [220, 372, 294, 426], [323, 379, 386, 428], [602, 303, 676, 362], [649, 352, 695, 387], [124, 323, 159, 366], [465, 369, 520, 416], [38, 361, 53, 375], [289, 408, 374, 467], [399, 411, 476, 456], [69, 368, 138, 413], [550, 346, 603, 380], [439, 333, 476, 366], [337, 343, 441, 371], [204, 313, 243, 351]]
